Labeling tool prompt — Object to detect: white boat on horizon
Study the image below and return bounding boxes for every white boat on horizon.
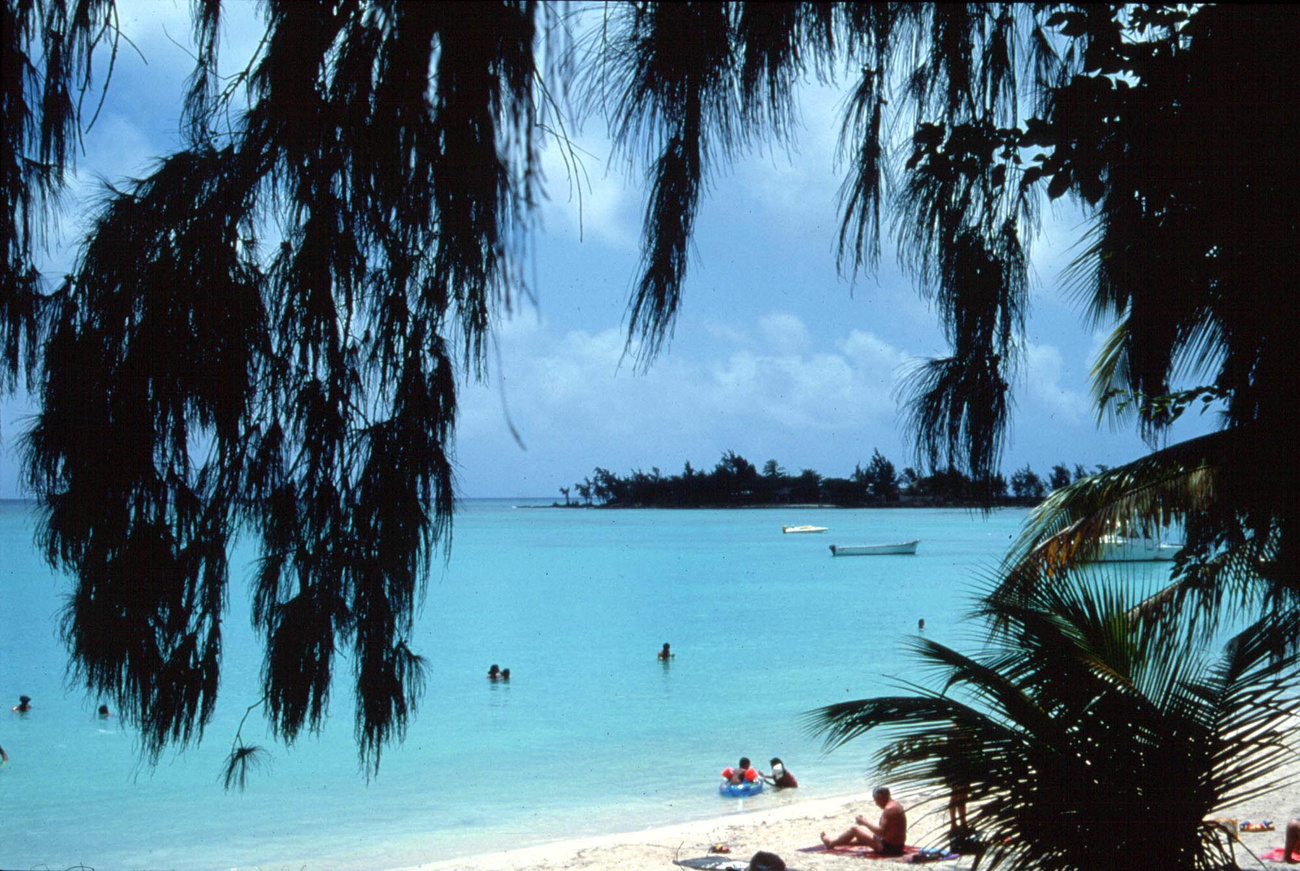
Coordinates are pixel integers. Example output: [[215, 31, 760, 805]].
[[1088, 535, 1181, 562], [783, 525, 828, 534], [829, 540, 920, 556]]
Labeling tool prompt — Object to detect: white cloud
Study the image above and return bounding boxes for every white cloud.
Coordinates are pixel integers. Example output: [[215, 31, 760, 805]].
[[455, 312, 915, 494], [757, 312, 810, 354], [1023, 342, 1090, 423], [538, 131, 641, 250]]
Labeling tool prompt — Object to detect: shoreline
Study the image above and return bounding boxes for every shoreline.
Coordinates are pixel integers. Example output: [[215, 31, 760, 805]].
[[403, 789, 973, 871], [403, 778, 1300, 871]]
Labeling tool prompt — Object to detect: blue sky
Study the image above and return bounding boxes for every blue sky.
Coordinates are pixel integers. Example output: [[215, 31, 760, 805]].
[[0, 1, 1214, 499]]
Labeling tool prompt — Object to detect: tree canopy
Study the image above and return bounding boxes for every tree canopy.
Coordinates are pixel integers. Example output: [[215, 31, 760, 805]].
[[4, 1, 1298, 789]]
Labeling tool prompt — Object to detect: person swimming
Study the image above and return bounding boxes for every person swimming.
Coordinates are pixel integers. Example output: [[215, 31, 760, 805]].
[[98, 704, 111, 718], [500, 668, 510, 681], [12, 695, 31, 713], [488, 664, 501, 681], [658, 642, 674, 660]]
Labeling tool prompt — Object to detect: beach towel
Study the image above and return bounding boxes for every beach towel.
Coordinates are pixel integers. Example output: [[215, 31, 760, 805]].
[[1260, 847, 1299, 862], [796, 845, 959, 864], [798, 845, 922, 860], [674, 857, 751, 871], [674, 856, 798, 871]]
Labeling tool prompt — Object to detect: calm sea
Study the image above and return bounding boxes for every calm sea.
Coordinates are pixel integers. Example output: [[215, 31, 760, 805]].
[[0, 499, 1152, 869]]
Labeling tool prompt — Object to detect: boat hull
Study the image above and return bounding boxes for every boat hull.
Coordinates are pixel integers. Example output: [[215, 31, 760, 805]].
[[782, 525, 828, 534], [1089, 538, 1181, 562], [829, 540, 919, 556]]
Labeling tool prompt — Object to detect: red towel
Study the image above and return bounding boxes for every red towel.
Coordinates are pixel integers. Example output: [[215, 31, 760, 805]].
[[797, 844, 922, 859], [1261, 847, 1299, 862]]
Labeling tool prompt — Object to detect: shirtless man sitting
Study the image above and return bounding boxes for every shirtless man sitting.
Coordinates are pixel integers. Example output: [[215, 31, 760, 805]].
[[820, 786, 907, 856]]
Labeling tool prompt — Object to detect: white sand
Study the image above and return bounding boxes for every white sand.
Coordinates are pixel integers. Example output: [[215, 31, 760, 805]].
[[400, 781, 1300, 871]]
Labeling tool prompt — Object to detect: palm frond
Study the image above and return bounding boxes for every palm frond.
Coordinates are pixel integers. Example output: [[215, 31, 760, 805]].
[[810, 577, 1300, 871], [221, 743, 272, 792]]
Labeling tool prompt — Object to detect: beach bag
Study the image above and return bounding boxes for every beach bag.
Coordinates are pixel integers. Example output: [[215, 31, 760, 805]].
[[747, 851, 786, 871]]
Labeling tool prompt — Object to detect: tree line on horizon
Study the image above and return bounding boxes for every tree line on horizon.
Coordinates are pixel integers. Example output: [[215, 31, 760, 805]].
[[558, 450, 1109, 508]]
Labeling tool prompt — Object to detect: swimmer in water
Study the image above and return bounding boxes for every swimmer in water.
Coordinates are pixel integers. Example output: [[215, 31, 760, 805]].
[[500, 668, 510, 681], [723, 757, 758, 785], [488, 664, 501, 681], [658, 642, 674, 660], [98, 704, 111, 718], [12, 695, 31, 713]]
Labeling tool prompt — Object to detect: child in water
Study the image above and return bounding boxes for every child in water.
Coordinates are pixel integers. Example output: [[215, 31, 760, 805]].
[[722, 757, 759, 785]]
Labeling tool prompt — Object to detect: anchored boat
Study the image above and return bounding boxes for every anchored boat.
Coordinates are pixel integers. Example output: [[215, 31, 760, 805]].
[[829, 540, 920, 556]]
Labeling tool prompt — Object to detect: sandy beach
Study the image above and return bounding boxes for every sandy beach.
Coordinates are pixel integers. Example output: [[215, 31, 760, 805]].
[[408, 782, 1300, 871]]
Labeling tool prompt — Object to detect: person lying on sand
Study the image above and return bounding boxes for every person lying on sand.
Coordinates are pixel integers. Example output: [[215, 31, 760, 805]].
[[821, 786, 907, 856]]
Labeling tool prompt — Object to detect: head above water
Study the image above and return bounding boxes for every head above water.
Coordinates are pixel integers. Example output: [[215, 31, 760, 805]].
[[98, 704, 110, 715], [662, 642, 670, 651], [501, 668, 510, 679], [488, 664, 499, 675], [738, 757, 751, 770], [19, 695, 30, 705]]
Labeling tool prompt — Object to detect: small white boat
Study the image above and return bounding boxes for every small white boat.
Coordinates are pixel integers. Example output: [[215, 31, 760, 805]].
[[829, 540, 920, 556], [782, 525, 828, 534], [1088, 536, 1181, 562]]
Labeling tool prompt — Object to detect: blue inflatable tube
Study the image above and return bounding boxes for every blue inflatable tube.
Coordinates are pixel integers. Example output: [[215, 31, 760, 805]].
[[719, 780, 764, 797]]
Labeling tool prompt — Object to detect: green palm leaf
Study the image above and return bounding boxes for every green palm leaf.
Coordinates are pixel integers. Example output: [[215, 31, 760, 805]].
[[808, 579, 1300, 871]]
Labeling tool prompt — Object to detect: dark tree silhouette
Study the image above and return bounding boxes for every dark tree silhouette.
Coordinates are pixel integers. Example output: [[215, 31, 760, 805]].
[[7, 3, 1300, 801]]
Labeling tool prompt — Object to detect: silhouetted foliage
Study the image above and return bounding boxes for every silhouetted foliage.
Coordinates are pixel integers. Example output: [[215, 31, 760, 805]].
[[12, 0, 562, 774], [809, 577, 1300, 871], [7, 2, 1300, 793]]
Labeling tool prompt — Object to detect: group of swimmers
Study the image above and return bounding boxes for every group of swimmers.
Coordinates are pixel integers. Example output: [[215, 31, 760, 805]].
[[486, 664, 511, 681], [721, 756, 799, 790], [2, 695, 113, 764]]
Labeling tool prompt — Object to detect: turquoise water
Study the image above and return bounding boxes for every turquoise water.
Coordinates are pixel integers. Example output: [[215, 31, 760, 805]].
[[4, 500, 1074, 869]]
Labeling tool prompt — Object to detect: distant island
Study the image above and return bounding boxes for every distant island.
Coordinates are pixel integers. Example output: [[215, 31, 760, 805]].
[[555, 450, 1107, 509]]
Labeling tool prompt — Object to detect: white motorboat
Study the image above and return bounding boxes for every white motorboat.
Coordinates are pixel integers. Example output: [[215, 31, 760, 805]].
[[783, 525, 828, 534], [1088, 535, 1181, 562], [829, 540, 920, 556]]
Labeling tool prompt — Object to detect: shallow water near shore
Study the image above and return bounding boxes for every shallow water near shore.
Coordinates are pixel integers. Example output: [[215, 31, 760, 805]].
[[0, 499, 1178, 869]]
